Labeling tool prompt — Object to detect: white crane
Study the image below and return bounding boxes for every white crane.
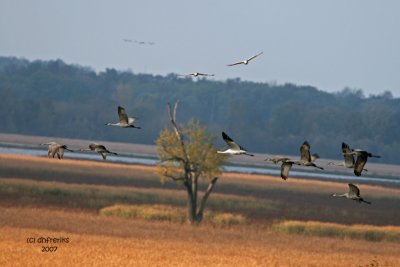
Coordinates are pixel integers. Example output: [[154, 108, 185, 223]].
[[217, 132, 254, 156], [40, 142, 73, 159], [227, 52, 263, 66], [332, 183, 371, 204], [106, 106, 141, 129], [80, 143, 118, 160]]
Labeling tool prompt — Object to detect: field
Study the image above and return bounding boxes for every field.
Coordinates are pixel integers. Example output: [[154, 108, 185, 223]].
[[1, 153, 400, 266]]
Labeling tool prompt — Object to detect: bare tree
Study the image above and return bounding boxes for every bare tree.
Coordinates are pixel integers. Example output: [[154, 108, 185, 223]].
[[156, 101, 227, 224]]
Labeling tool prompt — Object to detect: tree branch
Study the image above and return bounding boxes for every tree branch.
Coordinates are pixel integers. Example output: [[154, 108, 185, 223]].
[[163, 173, 185, 182], [167, 101, 189, 161], [196, 177, 218, 221], [159, 156, 186, 163]]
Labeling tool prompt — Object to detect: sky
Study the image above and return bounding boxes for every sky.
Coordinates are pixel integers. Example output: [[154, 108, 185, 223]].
[[1, 0, 399, 96]]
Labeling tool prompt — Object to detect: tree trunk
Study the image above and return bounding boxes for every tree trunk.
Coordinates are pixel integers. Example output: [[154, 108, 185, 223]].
[[184, 180, 196, 224], [195, 177, 218, 223]]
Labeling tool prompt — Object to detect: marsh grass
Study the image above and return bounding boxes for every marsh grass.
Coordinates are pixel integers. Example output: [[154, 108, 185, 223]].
[[272, 220, 400, 243], [0, 178, 183, 210], [0, 178, 277, 218], [2, 154, 400, 226], [100, 204, 247, 225], [100, 204, 187, 222]]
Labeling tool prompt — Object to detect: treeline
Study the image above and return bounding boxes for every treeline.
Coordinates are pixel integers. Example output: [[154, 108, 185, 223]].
[[0, 56, 399, 163]]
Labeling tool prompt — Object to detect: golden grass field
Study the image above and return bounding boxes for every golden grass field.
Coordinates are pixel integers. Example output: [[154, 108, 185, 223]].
[[1, 154, 400, 266], [1, 207, 399, 267]]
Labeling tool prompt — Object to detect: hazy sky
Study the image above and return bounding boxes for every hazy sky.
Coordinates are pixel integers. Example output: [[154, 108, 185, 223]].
[[1, 0, 399, 96]]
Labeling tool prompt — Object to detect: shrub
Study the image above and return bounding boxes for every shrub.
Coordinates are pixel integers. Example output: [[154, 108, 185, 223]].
[[100, 204, 247, 225]]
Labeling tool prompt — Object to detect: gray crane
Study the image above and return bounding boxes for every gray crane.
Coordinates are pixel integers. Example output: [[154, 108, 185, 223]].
[[264, 156, 294, 180], [106, 106, 141, 129], [265, 142, 322, 180], [40, 142, 73, 159], [80, 143, 118, 160], [327, 142, 369, 172], [332, 183, 371, 204], [297, 141, 324, 170], [344, 148, 380, 176]]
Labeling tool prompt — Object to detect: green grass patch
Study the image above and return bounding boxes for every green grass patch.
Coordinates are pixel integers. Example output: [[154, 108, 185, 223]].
[[272, 220, 400, 243], [100, 204, 247, 225]]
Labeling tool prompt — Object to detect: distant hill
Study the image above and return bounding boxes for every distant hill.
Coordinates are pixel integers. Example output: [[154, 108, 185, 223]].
[[0, 56, 399, 163]]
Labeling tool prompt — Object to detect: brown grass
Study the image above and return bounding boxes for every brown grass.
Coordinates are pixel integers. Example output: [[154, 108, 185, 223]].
[[1, 206, 399, 267], [273, 220, 400, 243], [1, 154, 400, 266], [222, 171, 400, 198]]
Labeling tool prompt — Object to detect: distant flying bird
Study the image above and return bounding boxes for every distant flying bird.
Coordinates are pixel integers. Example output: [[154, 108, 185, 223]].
[[332, 183, 371, 204], [344, 148, 380, 176], [106, 106, 141, 129], [180, 72, 215, 77], [227, 52, 263, 67], [297, 141, 324, 170], [80, 143, 117, 160], [123, 39, 155, 45], [217, 132, 254, 156], [40, 142, 73, 159]]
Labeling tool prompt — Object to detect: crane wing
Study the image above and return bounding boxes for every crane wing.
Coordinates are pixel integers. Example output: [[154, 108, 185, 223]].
[[48, 145, 59, 158], [280, 162, 292, 180], [247, 52, 263, 62], [300, 141, 311, 162], [227, 61, 244, 67], [222, 132, 241, 150], [354, 153, 368, 176], [118, 106, 129, 124], [342, 142, 355, 167], [128, 117, 137, 124], [348, 183, 360, 197], [311, 153, 319, 162], [197, 73, 214, 76]]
